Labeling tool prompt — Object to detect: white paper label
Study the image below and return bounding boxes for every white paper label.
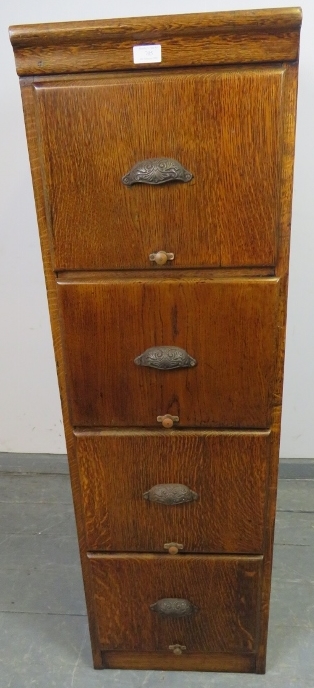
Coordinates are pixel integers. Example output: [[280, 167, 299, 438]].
[[133, 44, 162, 64]]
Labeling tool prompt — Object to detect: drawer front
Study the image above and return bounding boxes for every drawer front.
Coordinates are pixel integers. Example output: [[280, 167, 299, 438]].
[[76, 430, 269, 553], [58, 276, 279, 428], [89, 553, 262, 653], [35, 66, 285, 270]]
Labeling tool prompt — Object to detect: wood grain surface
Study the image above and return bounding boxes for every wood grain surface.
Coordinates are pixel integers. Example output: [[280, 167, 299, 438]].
[[11, 8, 301, 674], [9, 8, 301, 76], [57, 276, 279, 428], [89, 553, 262, 653], [18, 84, 103, 667], [75, 430, 270, 553], [34, 66, 284, 270]]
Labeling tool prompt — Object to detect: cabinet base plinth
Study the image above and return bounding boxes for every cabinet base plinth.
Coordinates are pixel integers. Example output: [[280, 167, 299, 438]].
[[99, 651, 258, 672]]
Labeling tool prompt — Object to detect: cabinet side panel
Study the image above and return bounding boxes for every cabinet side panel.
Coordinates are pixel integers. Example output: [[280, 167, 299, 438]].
[[256, 63, 299, 674], [19, 81, 102, 668]]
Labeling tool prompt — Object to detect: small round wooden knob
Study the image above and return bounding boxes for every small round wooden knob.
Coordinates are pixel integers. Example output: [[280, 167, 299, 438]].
[[164, 542, 183, 554], [157, 414, 179, 428], [149, 251, 174, 266], [154, 251, 168, 266], [162, 416, 173, 428], [168, 545, 179, 555], [169, 644, 187, 655]]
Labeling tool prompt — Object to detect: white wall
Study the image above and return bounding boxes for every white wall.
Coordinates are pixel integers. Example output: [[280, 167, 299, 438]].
[[0, 1, 313, 456]]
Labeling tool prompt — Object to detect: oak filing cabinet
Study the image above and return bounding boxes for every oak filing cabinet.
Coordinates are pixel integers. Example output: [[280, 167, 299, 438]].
[[10, 7, 301, 673]]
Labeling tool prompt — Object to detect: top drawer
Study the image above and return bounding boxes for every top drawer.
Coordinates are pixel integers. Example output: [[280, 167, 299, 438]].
[[34, 66, 285, 270]]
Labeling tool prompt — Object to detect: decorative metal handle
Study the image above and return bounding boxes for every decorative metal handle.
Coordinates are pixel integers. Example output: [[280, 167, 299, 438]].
[[157, 414, 179, 428], [122, 158, 193, 186], [150, 598, 198, 618], [143, 483, 198, 505], [134, 346, 196, 370], [149, 251, 174, 266]]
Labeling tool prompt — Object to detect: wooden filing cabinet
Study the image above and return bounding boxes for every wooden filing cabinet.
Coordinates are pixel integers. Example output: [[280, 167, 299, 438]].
[[10, 7, 301, 673]]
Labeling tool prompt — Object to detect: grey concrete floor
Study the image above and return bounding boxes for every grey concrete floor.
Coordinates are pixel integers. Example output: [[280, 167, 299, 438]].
[[0, 453, 313, 688]]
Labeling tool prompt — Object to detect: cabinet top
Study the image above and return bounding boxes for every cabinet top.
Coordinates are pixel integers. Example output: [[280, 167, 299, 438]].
[[9, 7, 302, 77]]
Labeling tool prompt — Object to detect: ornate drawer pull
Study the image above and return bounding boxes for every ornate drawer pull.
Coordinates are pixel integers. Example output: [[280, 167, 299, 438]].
[[149, 250, 174, 266], [150, 598, 198, 618], [143, 483, 198, 505], [134, 346, 196, 370], [122, 158, 193, 186]]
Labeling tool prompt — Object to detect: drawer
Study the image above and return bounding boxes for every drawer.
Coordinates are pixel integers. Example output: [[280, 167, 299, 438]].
[[58, 276, 279, 428], [89, 553, 262, 653], [34, 65, 285, 270], [76, 430, 269, 553]]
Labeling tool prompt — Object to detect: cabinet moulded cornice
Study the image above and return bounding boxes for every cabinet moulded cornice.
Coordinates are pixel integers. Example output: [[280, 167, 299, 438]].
[[9, 7, 302, 76]]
